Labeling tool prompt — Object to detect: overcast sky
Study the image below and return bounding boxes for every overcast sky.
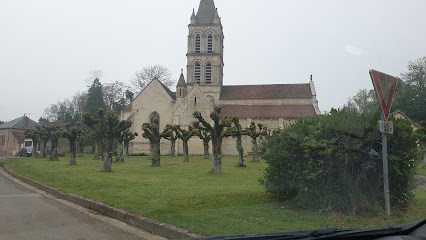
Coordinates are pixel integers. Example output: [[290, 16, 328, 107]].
[[1, 0, 425, 122]]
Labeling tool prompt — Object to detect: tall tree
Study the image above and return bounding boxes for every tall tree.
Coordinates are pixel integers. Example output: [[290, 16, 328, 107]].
[[196, 128, 211, 159], [193, 106, 233, 173], [245, 122, 266, 162], [393, 57, 426, 122], [345, 89, 378, 113], [130, 65, 175, 93], [38, 117, 49, 124], [162, 124, 178, 156], [122, 129, 138, 157], [82, 109, 131, 172], [63, 124, 83, 165], [103, 81, 132, 114], [174, 125, 198, 162], [85, 78, 106, 116], [142, 118, 164, 167]]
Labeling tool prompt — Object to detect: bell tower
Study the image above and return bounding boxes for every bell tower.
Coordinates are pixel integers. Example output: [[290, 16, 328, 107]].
[[186, 0, 224, 87]]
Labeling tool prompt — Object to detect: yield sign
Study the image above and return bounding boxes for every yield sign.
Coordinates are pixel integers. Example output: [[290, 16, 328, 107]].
[[369, 69, 398, 121]]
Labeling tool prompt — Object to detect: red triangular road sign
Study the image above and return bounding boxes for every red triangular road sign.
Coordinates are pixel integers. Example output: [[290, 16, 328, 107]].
[[369, 69, 398, 120]]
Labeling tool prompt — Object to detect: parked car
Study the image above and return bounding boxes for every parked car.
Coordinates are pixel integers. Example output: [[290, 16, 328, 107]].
[[18, 146, 33, 157]]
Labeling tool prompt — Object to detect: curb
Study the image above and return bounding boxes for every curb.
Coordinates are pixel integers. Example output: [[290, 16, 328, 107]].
[[2, 165, 201, 240]]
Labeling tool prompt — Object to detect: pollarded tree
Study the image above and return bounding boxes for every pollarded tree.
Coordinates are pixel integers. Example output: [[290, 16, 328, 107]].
[[38, 125, 50, 158], [174, 125, 198, 162], [245, 122, 267, 162], [63, 124, 83, 165], [196, 128, 211, 159], [228, 117, 246, 167], [76, 129, 92, 157], [47, 125, 64, 161], [82, 109, 131, 172], [25, 128, 40, 157], [115, 121, 134, 163], [193, 106, 233, 173], [122, 129, 138, 157], [162, 124, 178, 157], [142, 118, 165, 167]]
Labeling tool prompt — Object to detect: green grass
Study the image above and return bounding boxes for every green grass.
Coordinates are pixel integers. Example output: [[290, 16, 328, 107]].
[[4, 156, 426, 237]]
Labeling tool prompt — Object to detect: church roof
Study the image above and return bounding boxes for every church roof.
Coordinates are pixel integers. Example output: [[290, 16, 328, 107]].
[[0, 116, 38, 130], [195, 0, 217, 25], [219, 105, 317, 119], [158, 81, 176, 100], [220, 84, 313, 100]]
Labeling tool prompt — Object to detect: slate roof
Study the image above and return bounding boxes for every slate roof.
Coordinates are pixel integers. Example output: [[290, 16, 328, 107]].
[[177, 73, 187, 87], [219, 105, 317, 119], [195, 0, 216, 25], [158, 80, 176, 101], [220, 84, 313, 100], [0, 116, 38, 130]]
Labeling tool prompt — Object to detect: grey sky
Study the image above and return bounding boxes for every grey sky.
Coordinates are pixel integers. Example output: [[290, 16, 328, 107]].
[[1, 0, 425, 122]]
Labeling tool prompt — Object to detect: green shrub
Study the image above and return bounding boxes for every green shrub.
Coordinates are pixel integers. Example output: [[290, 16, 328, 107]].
[[260, 109, 421, 215]]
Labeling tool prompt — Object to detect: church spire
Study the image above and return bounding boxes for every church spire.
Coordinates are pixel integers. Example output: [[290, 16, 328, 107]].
[[195, 0, 217, 25]]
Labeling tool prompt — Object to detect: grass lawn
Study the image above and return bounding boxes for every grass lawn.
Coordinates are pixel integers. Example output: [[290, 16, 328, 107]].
[[4, 155, 426, 237]]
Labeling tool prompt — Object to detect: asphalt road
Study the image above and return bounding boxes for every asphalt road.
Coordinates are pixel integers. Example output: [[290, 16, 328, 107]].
[[0, 167, 166, 240]]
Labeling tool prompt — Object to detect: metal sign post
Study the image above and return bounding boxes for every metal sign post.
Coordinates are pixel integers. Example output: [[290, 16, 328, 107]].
[[381, 113, 391, 217], [369, 69, 398, 217]]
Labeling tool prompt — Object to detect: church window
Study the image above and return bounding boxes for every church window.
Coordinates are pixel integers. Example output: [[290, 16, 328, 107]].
[[194, 97, 197, 103], [179, 88, 182, 97], [205, 63, 212, 84], [195, 63, 201, 84], [207, 34, 213, 53], [149, 111, 160, 124], [195, 34, 201, 53]]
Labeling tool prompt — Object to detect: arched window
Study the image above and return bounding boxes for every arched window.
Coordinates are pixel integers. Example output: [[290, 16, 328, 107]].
[[195, 63, 201, 84], [149, 112, 160, 123], [195, 34, 201, 53], [207, 34, 213, 53], [205, 63, 212, 84]]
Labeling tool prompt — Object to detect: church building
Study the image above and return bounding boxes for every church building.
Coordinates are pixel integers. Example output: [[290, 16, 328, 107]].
[[121, 0, 320, 156]]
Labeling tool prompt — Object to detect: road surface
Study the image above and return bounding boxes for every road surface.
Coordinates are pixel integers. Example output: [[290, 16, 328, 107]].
[[0, 166, 166, 240]]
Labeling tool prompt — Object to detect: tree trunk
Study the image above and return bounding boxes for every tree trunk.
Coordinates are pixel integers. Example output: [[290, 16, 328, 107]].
[[102, 140, 112, 172], [50, 140, 59, 161], [149, 140, 154, 159], [236, 139, 245, 167], [152, 140, 161, 167], [212, 137, 222, 173], [42, 141, 48, 158], [77, 143, 84, 157], [70, 141, 77, 165], [203, 140, 209, 159], [183, 140, 189, 162], [32, 140, 39, 158], [252, 138, 259, 162], [94, 142, 99, 160], [124, 142, 129, 157], [115, 142, 124, 163], [170, 139, 176, 157], [238, 150, 245, 167]]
